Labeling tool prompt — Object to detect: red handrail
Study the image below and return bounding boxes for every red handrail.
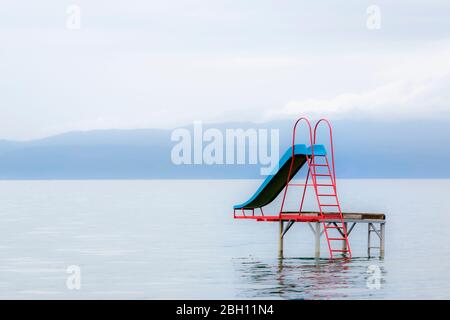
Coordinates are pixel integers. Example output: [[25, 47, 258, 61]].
[[313, 118, 336, 184], [279, 117, 313, 217]]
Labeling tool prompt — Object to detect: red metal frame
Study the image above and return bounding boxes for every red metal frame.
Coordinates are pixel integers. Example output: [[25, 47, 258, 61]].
[[279, 117, 313, 219], [234, 117, 352, 259], [310, 119, 352, 258], [313, 119, 336, 183]]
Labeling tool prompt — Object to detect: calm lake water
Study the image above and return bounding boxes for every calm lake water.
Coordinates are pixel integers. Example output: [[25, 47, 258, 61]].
[[0, 179, 449, 299]]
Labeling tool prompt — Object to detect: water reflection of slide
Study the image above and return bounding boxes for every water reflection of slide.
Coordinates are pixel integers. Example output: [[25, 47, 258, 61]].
[[233, 257, 379, 300]]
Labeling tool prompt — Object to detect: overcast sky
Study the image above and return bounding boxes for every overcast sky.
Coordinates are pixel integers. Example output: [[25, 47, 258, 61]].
[[1, 1, 450, 140]]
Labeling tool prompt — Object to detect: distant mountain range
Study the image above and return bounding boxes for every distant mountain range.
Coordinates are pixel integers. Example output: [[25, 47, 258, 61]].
[[0, 119, 448, 179]]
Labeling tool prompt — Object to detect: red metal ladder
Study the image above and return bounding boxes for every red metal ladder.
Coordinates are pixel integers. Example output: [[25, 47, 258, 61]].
[[279, 117, 352, 259], [306, 152, 352, 259], [311, 119, 352, 259]]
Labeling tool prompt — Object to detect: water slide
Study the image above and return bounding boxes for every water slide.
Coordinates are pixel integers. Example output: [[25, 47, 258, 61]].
[[234, 144, 326, 210]]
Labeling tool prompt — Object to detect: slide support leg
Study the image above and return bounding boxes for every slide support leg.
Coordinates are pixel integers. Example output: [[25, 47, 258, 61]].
[[380, 223, 385, 259], [278, 221, 284, 259], [342, 222, 348, 252], [315, 222, 321, 259]]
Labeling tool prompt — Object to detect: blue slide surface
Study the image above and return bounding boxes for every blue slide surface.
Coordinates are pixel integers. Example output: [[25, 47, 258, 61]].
[[234, 144, 326, 210]]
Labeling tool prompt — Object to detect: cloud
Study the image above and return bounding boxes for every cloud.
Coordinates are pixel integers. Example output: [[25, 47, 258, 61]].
[[2, 1, 450, 140], [267, 41, 450, 121], [191, 55, 305, 70]]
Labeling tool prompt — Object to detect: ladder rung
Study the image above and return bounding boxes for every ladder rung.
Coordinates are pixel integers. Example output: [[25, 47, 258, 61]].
[[316, 184, 334, 187], [310, 164, 328, 167], [312, 173, 331, 177], [331, 249, 349, 252], [328, 238, 346, 241], [326, 225, 344, 229], [317, 194, 336, 197], [320, 204, 339, 207]]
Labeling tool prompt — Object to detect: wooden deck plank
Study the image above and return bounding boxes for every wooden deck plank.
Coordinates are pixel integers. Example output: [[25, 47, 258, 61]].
[[236, 212, 385, 223], [280, 211, 385, 220]]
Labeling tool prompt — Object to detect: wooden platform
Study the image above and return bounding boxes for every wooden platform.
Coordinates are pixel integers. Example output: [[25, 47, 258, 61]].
[[235, 211, 385, 223], [234, 210, 386, 258]]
